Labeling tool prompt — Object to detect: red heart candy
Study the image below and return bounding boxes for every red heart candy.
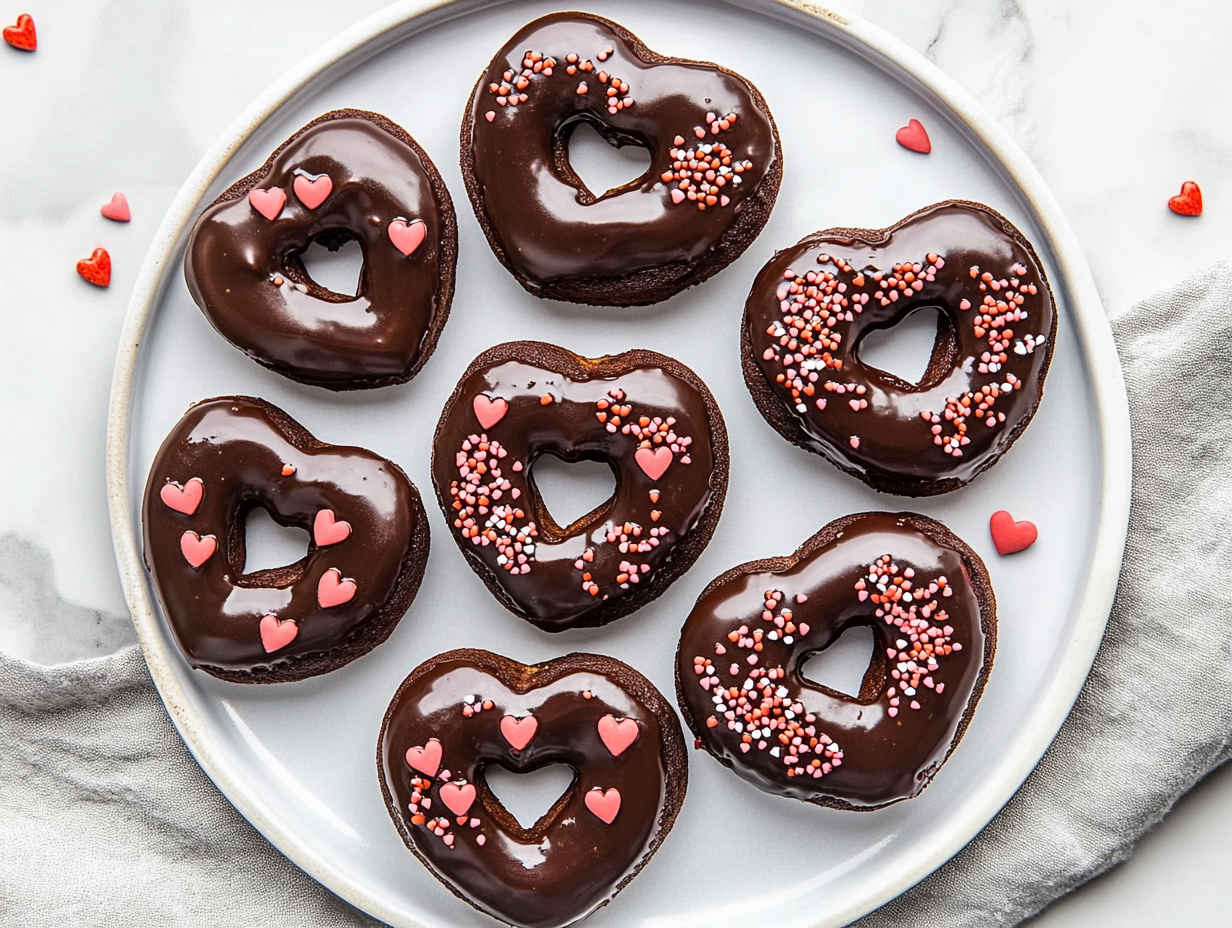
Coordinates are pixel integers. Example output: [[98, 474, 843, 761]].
[[101, 192, 131, 222], [313, 509, 352, 547], [259, 614, 298, 653], [989, 510, 1037, 555], [388, 218, 426, 257], [76, 248, 111, 287], [439, 782, 477, 817], [317, 568, 357, 608], [473, 394, 508, 430], [160, 477, 204, 515], [405, 738, 442, 776], [1168, 180, 1202, 217], [597, 715, 639, 757], [293, 172, 333, 210], [500, 714, 538, 750], [584, 787, 621, 824], [634, 446, 673, 481], [3, 14, 36, 51], [895, 118, 931, 154], [247, 187, 286, 221], [180, 531, 217, 569]]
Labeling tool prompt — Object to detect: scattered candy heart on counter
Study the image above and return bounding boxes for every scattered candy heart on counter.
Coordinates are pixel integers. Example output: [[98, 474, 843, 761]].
[[100, 192, 131, 222], [76, 248, 112, 287], [1168, 180, 1203, 216], [895, 118, 931, 154], [3, 13, 36, 51], [989, 510, 1037, 555]]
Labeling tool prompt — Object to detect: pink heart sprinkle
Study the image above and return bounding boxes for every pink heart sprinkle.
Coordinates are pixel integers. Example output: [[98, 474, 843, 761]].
[[405, 739, 442, 776], [584, 787, 621, 824], [895, 118, 932, 154], [248, 187, 286, 221], [634, 446, 673, 481], [160, 477, 204, 515], [292, 172, 333, 210], [259, 614, 298, 653], [180, 531, 217, 569], [473, 394, 508, 430], [317, 568, 357, 608], [388, 217, 426, 257], [439, 782, 476, 817], [485, 111, 496, 122], [989, 510, 1038, 555], [100, 192, 130, 222], [313, 509, 352, 547], [597, 715, 639, 756], [500, 714, 538, 750]]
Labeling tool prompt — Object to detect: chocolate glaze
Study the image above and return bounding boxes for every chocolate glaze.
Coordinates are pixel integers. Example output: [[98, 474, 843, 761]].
[[675, 512, 995, 809], [742, 201, 1056, 495], [431, 342, 727, 632], [462, 12, 781, 305], [142, 396, 428, 681], [378, 649, 687, 928], [185, 110, 456, 389]]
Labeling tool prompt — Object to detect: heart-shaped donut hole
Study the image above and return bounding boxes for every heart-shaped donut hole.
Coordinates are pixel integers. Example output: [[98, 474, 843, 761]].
[[297, 232, 365, 298], [562, 119, 652, 201], [855, 305, 955, 390], [482, 762, 576, 831], [240, 505, 311, 576], [528, 451, 617, 534], [799, 625, 879, 700]]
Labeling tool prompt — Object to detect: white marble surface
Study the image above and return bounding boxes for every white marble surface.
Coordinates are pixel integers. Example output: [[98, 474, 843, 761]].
[[0, 0, 1227, 924]]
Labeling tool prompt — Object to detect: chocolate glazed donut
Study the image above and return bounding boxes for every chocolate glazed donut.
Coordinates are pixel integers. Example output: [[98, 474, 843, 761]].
[[676, 512, 995, 809], [378, 649, 687, 928], [185, 110, 457, 389], [431, 341, 728, 632], [742, 201, 1056, 495], [461, 12, 781, 306], [142, 397, 429, 683]]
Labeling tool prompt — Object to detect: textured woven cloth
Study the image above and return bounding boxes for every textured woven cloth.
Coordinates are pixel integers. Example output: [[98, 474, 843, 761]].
[[3, 264, 1231, 926]]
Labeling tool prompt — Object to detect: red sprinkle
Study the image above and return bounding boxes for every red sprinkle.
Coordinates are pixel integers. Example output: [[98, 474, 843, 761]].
[[1168, 180, 1203, 217], [3, 14, 36, 51], [76, 248, 111, 287]]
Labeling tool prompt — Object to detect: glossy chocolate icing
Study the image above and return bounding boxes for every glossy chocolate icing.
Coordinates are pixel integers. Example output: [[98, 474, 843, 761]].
[[378, 649, 686, 928], [742, 201, 1055, 494], [185, 111, 456, 389], [142, 396, 427, 680], [431, 342, 727, 632], [463, 12, 780, 304], [675, 512, 994, 809]]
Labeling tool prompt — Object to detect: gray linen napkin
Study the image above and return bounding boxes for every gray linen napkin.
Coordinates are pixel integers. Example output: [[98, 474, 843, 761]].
[[4, 263, 1231, 927]]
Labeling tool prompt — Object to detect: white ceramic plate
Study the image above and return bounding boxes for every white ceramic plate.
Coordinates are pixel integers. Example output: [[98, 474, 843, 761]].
[[106, 1, 1131, 925]]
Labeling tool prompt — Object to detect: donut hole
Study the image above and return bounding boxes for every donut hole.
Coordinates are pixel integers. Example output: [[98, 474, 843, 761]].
[[298, 232, 364, 298], [855, 306, 952, 388], [238, 505, 310, 579], [529, 452, 617, 534], [563, 119, 652, 200], [799, 625, 877, 699], [483, 762, 577, 831]]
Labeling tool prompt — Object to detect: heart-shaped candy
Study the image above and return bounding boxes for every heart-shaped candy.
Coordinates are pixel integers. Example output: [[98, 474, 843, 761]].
[[101, 192, 131, 222], [989, 509, 1037, 555], [180, 531, 217, 569], [76, 248, 111, 287], [500, 714, 538, 750], [472, 394, 509, 430], [160, 477, 204, 515], [1168, 180, 1203, 217], [3, 14, 36, 51], [388, 218, 426, 257], [248, 187, 286, 221], [895, 118, 931, 154], [597, 715, 639, 756], [259, 614, 298, 653], [634, 446, 673, 480], [584, 787, 621, 824], [439, 781, 477, 817], [317, 567, 357, 608], [406, 738, 443, 776], [313, 509, 352, 547], [293, 172, 333, 210]]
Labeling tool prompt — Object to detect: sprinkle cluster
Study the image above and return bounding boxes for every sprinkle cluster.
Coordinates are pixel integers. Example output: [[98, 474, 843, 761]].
[[662, 115, 752, 210], [596, 387, 694, 461], [760, 249, 1045, 456], [483, 46, 632, 121], [449, 434, 539, 574]]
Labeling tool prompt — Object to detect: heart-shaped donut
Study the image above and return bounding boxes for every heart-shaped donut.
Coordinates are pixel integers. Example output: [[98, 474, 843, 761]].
[[184, 110, 457, 389], [676, 511, 995, 809], [378, 649, 686, 928], [431, 341, 729, 631], [143, 396, 430, 682], [461, 11, 781, 305]]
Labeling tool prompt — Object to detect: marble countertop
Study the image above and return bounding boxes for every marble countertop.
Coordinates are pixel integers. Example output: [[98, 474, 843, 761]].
[[1, 0, 1228, 924]]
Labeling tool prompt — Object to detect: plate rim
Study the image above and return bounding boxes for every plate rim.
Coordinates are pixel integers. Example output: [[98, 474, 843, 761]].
[[104, 1, 1132, 925]]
